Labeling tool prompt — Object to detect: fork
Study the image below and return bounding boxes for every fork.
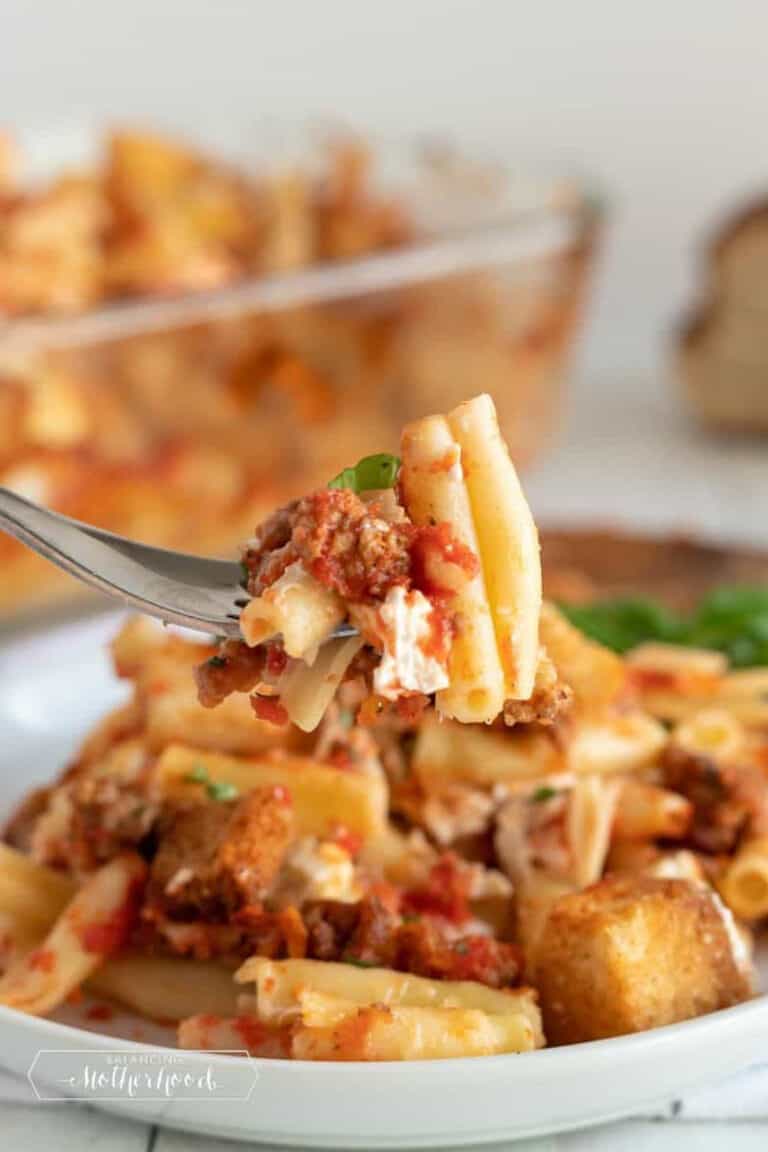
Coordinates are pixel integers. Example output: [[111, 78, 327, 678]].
[[0, 486, 253, 638]]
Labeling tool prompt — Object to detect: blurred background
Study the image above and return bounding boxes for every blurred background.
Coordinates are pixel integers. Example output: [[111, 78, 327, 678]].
[[1, 0, 767, 623]]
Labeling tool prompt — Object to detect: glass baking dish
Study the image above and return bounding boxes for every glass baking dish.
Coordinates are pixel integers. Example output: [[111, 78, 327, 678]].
[[0, 123, 601, 621]]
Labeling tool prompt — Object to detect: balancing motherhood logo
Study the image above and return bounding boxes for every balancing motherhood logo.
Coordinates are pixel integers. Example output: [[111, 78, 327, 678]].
[[27, 1050, 259, 1102]]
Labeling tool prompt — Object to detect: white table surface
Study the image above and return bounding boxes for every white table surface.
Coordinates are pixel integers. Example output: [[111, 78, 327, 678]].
[[2, 372, 767, 1150], [1, 1060, 768, 1152]]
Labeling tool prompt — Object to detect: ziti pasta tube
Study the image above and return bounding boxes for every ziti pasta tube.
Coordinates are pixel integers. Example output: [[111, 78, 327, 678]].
[[400, 413, 505, 723], [447, 393, 541, 701]]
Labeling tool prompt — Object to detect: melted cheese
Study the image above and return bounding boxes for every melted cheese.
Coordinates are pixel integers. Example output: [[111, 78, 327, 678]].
[[274, 838, 362, 906], [372, 586, 450, 699]]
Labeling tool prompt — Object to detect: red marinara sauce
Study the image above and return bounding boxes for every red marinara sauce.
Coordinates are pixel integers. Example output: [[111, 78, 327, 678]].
[[251, 695, 289, 726], [410, 522, 479, 600]]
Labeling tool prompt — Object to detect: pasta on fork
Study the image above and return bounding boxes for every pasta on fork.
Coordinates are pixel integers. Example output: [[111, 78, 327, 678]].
[[197, 393, 547, 731]]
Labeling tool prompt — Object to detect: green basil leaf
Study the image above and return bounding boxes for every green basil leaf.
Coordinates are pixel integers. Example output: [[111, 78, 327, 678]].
[[560, 584, 768, 667], [329, 453, 400, 493], [557, 598, 682, 653]]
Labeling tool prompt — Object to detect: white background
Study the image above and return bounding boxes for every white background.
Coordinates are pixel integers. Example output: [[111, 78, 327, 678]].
[[5, 0, 768, 385], [2, 0, 767, 537]]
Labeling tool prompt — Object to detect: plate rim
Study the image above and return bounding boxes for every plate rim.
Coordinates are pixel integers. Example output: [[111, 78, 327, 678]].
[[2, 986, 768, 1076]]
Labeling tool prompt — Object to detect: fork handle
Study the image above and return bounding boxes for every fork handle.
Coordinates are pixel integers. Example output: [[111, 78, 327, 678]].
[[0, 486, 243, 634]]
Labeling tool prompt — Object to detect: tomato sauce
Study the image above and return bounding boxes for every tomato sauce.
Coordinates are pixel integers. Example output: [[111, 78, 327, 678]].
[[28, 947, 56, 973], [251, 695, 289, 726], [410, 522, 479, 600]]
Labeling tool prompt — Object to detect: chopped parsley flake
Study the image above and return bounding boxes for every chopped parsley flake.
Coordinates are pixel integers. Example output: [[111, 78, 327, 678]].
[[337, 708, 355, 729], [208, 781, 239, 802], [530, 786, 558, 804], [185, 764, 239, 803]]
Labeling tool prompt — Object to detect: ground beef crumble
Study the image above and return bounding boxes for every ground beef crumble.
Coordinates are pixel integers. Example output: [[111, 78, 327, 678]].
[[241, 488, 477, 607], [144, 788, 295, 921], [663, 745, 768, 854], [137, 883, 520, 987], [301, 892, 521, 987], [196, 639, 267, 708], [292, 488, 415, 602]]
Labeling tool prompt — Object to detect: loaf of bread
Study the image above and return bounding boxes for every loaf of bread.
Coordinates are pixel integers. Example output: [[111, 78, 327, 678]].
[[677, 201, 768, 432]]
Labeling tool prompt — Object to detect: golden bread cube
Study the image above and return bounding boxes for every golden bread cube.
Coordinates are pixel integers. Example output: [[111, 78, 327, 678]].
[[535, 875, 751, 1045]]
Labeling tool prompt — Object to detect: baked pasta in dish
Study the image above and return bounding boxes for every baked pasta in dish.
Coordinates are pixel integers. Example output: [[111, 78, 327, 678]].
[[0, 128, 594, 621], [0, 397, 763, 1058]]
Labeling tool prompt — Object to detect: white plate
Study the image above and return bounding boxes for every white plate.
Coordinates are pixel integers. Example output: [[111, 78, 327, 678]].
[[1, 611, 767, 1148]]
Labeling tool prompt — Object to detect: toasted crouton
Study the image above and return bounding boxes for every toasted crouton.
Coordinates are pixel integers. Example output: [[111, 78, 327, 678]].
[[148, 785, 295, 919], [535, 875, 752, 1045]]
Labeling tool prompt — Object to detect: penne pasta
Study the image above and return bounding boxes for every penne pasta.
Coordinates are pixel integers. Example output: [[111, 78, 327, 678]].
[[718, 669, 768, 728], [412, 714, 565, 786], [539, 602, 625, 713], [236, 956, 541, 1035], [671, 708, 746, 762], [400, 413, 505, 723], [91, 953, 239, 1021], [613, 780, 693, 841], [0, 911, 44, 971], [412, 709, 666, 789], [0, 849, 238, 1020], [638, 675, 768, 727], [628, 643, 728, 680], [718, 838, 768, 922], [568, 711, 667, 777], [626, 646, 768, 727], [240, 563, 344, 659], [0, 853, 146, 1016], [178, 1013, 291, 1057], [231, 957, 543, 1060], [0, 843, 74, 926], [278, 634, 363, 732], [291, 996, 539, 1061], [144, 682, 304, 757], [447, 393, 541, 701], [358, 825, 436, 887], [153, 744, 388, 840], [566, 776, 620, 888], [111, 614, 208, 679]]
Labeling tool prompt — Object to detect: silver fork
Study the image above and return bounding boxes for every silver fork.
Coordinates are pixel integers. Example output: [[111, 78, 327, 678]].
[[0, 486, 251, 638]]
